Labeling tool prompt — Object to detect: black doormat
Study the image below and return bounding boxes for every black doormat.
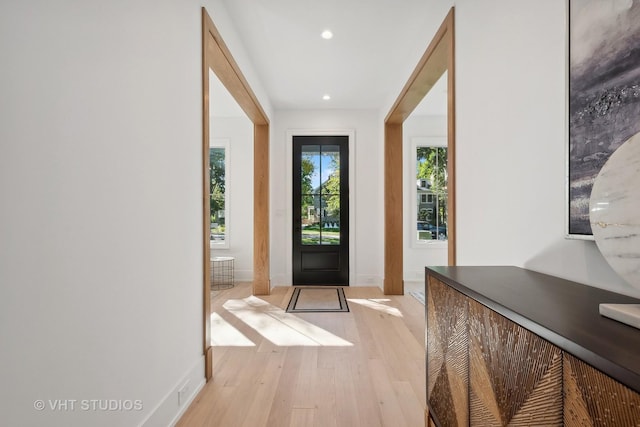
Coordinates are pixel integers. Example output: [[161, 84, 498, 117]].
[[286, 287, 349, 313]]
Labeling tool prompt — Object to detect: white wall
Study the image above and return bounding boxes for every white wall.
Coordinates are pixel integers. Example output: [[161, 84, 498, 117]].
[[385, 0, 640, 297], [392, 0, 636, 297], [0, 1, 271, 426], [271, 110, 384, 287], [403, 115, 449, 283], [271, 0, 637, 298], [211, 117, 254, 281], [453, 0, 636, 297]]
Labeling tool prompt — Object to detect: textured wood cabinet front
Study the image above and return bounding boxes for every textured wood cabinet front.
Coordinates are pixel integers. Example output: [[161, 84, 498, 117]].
[[425, 268, 640, 426], [426, 276, 469, 427], [468, 299, 563, 426], [564, 353, 640, 426]]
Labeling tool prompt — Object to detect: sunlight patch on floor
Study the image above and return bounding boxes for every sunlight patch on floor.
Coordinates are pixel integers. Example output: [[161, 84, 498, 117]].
[[222, 296, 353, 347], [347, 298, 403, 317], [210, 312, 255, 347]]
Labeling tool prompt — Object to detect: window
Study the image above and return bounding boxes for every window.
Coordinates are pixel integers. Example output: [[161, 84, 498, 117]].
[[415, 145, 447, 242], [419, 194, 434, 204], [210, 139, 229, 248]]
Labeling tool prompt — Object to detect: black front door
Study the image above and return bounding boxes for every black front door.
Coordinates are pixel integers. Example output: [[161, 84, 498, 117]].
[[292, 135, 349, 285]]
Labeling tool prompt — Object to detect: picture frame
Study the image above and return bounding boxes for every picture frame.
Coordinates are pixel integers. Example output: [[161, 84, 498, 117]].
[[566, 0, 640, 238]]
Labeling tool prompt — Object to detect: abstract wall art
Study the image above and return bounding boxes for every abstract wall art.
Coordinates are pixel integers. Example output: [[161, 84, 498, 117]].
[[568, 0, 640, 237]]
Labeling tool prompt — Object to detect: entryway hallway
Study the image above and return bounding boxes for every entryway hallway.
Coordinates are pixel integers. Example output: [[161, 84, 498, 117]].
[[178, 281, 426, 426]]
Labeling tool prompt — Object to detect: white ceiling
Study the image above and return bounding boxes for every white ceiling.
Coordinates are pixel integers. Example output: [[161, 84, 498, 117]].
[[217, 0, 447, 116]]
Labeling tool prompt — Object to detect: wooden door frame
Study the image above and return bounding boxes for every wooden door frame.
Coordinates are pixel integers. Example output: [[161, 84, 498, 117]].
[[383, 8, 456, 295], [202, 7, 270, 381]]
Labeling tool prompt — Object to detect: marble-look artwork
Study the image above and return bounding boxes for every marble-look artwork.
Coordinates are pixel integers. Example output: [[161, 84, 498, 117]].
[[590, 131, 640, 289], [590, 131, 640, 328]]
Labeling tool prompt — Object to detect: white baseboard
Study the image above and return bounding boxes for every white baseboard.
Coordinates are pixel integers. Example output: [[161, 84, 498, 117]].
[[271, 274, 291, 286], [353, 275, 382, 287], [270, 275, 383, 288], [408, 269, 427, 282], [403, 280, 424, 293], [139, 357, 205, 427], [233, 269, 253, 282]]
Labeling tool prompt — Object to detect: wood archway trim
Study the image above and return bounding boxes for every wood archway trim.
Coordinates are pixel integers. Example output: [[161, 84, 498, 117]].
[[202, 7, 270, 380], [383, 8, 456, 295]]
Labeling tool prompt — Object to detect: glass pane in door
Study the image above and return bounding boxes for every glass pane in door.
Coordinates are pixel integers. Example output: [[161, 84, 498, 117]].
[[320, 195, 340, 245], [301, 145, 320, 245], [300, 144, 342, 245], [320, 145, 340, 245]]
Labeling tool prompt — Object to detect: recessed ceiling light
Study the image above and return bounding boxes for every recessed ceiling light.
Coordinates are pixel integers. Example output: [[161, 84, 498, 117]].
[[321, 30, 333, 40], [322, 94, 331, 100]]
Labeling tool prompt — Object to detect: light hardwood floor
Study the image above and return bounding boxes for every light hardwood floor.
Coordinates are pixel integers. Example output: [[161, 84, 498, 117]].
[[177, 282, 426, 427]]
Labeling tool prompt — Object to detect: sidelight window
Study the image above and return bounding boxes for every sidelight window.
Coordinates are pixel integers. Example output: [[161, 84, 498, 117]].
[[210, 140, 229, 248], [416, 145, 448, 242]]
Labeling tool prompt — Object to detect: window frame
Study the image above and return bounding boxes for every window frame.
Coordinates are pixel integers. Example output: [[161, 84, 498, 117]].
[[210, 138, 230, 250], [411, 137, 448, 249]]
